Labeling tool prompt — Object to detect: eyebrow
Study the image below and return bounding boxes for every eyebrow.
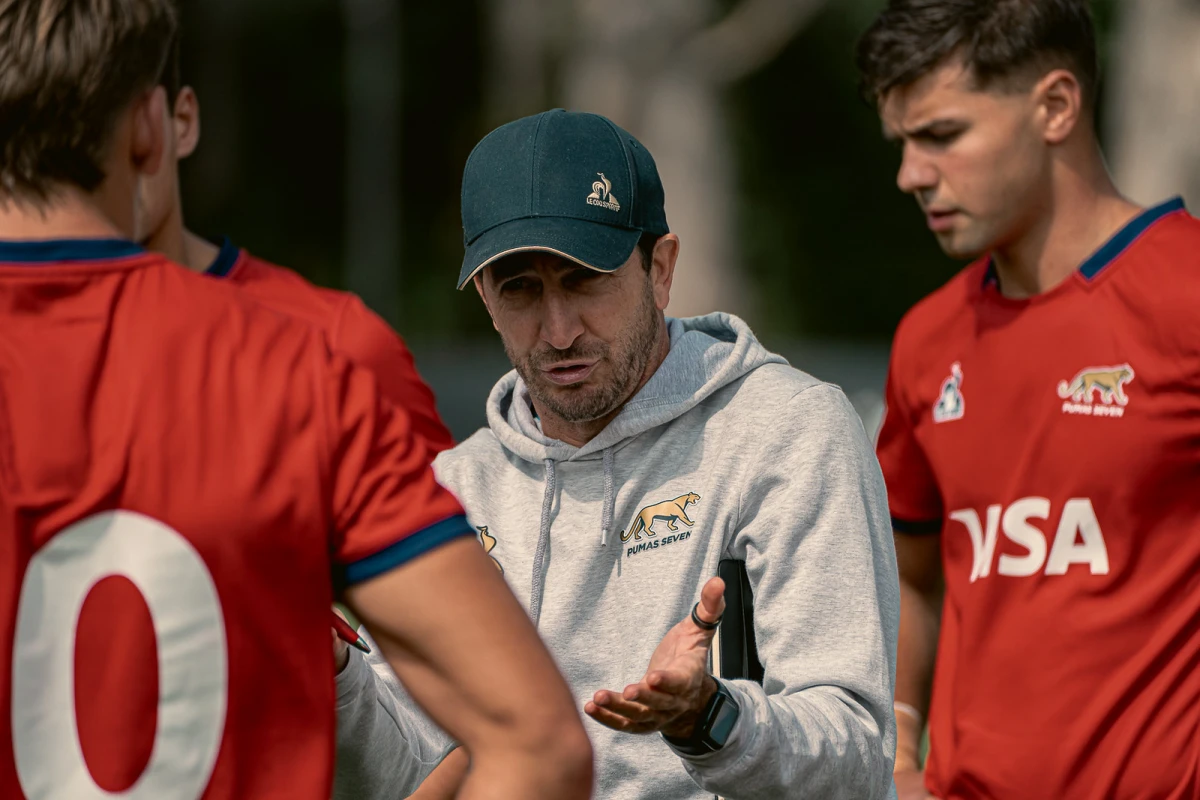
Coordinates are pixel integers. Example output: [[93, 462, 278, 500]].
[[887, 117, 965, 142], [488, 260, 533, 283]]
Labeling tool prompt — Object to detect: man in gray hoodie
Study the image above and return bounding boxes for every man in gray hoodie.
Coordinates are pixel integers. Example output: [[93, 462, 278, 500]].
[[334, 109, 900, 800]]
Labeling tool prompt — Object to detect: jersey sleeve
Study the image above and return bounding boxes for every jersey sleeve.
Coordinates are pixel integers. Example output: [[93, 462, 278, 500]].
[[875, 337, 943, 533], [322, 350, 472, 586], [332, 294, 455, 455]]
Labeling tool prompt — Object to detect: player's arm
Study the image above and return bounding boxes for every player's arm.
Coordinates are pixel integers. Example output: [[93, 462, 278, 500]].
[[874, 345, 945, 797], [331, 293, 454, 454], [892, 528, 942, 775], [324, 352, 592, 800], [406, 748, 469, 800]]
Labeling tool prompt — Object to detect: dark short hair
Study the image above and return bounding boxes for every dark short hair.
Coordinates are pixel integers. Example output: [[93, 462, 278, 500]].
[[635, 232, 660, 273], [856, 0, 1099, 108], [0, 0, 179, 201]]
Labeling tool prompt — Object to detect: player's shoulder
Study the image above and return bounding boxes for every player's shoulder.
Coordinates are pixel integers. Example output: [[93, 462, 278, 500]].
[[888, 260, 986, 373], [148, 254, 329, 355], [232, 249, 395, 351], [1123, 201, 1200, 280], [232, 250, 350, 325], [897, 261, 984, 342], [1104, 200, 1200, 326]]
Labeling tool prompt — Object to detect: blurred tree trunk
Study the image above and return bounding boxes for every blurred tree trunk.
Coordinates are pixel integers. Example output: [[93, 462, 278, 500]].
[[343, 0, 401, 326], [485, 0, 827, 319], [1108, 0, 1200, 209]]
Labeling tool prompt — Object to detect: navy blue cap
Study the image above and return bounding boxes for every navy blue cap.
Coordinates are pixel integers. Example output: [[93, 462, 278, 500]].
[[458, 109, 669, 289]]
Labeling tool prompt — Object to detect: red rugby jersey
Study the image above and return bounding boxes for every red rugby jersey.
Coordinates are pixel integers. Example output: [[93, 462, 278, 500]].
[[205, 238, 453, 455], [0, 239, 471, 799], [876, 198, 1200, 799]]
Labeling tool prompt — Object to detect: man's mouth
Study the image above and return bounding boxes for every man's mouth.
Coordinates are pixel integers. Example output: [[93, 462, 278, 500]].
[[541, 361, 598, 386], [925, 208, 960, 232]]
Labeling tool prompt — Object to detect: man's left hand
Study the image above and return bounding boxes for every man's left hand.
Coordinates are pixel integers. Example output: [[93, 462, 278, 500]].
[[585, 576, 726, 738]]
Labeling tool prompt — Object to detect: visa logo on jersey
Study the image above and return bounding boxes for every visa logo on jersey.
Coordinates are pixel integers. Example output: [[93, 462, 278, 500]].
[[949, 497, 1109, 582]]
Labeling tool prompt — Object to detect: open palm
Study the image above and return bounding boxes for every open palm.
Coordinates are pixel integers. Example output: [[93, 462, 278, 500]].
[[585, 577, 726, 738]]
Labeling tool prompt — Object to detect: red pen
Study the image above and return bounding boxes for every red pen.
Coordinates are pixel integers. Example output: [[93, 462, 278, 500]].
[[331, 610, 371, 654]]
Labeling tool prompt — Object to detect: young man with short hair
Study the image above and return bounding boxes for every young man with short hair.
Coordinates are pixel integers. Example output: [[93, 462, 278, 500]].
[[0, 3, 592, 798], [338, 109, 901, 800], [138, 36, 453, 456], [857, 2, 1200, 798], [132, 38, 462, 796]]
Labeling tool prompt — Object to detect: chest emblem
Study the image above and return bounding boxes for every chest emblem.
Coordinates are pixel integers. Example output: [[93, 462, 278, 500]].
[[1058, 364, 1135, 418], [621, 493, 700, 543], [932, 362, 965, 423], [477, 526, 503, 573]]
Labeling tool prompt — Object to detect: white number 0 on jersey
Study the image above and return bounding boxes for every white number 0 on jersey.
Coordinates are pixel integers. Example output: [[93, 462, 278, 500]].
[[12, 510, 228, 799]]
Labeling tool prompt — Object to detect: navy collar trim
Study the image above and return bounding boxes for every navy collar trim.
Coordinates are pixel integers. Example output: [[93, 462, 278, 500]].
[[0, 238, 144, 264], [1080, 196, 1185, 279], [205, 236, 242, 278], [983, 196, 1186, 289]]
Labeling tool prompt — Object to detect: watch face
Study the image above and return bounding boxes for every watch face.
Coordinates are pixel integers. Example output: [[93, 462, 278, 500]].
[[709, 697, 739, 745]]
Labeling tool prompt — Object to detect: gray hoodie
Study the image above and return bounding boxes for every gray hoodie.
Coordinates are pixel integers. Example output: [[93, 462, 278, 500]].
[[334, 313, 899, 800]]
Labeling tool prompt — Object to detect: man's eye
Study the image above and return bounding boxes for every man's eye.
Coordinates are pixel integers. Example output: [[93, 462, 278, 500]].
[[924, 129, 963, 146], [500, 278, 531, 293]]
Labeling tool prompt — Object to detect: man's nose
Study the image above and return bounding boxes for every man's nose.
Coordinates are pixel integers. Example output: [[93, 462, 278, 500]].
[[896, 144, 938, 195], [539, 290, 584, 351]]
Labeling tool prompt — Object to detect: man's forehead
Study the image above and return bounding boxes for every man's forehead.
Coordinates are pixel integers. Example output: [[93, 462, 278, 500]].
[[880, 60, 977, 135]]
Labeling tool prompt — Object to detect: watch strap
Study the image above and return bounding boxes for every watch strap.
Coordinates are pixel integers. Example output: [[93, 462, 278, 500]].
[[663, 679, 740, 755]]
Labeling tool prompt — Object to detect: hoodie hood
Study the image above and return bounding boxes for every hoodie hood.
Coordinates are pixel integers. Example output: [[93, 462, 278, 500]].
[[486, 312, 788, 463]]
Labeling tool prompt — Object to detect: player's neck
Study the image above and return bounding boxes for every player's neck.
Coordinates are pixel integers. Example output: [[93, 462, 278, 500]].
[[143, 201, 219, 273], [991, 159, 1141, 299], [181, 228, 220, 274], [0, 190, 124, 241]]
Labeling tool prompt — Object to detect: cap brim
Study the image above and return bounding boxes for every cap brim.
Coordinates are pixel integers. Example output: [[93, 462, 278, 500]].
[[458, 217, 642, 289]]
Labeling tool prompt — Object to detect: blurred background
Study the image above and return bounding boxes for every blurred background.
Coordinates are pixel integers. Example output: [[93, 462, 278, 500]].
[[175, 0, 1200, 440]]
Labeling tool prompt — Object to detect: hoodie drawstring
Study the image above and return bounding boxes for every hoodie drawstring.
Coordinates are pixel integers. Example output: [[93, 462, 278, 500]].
[[529, 458, 557, 627], [600, 447, 616, 546]]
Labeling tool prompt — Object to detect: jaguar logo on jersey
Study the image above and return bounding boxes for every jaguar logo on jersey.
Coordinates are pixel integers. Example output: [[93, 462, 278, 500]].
[[950, 497, 1109, 582], [477, 526, 503, 573], [932, 362, 965, 423], [622, 493, 700, 557], [586, 172, 621, 212], [1058, 363, 1135, 418]]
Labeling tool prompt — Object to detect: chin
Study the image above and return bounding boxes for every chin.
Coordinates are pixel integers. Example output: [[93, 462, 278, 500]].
[[934, 230, 990, 262]]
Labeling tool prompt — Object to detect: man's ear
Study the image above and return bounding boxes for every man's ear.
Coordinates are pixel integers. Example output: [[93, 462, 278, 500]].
[[649, 234, 680, 312], [173, 87, 202, 159], [473, 273, 499, 331], [130, 85, 168, 178], [1035, 68, 1084, 146]]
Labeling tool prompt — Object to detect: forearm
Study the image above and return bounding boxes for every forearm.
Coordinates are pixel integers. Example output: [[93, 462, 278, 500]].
[[894, 580, 940, 769], [407, 747, 469, 800], [673, 680, 892, 800], [347, 540, 594, 799], [333, 644, 452, 800], [457, 749, 593, 800]]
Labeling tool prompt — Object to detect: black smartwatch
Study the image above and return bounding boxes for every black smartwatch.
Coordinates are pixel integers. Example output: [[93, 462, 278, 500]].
[[663, 679, 740, 756]]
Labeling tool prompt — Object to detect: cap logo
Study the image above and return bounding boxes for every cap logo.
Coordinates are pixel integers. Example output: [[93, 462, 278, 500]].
[[586, 172, 621, 212]]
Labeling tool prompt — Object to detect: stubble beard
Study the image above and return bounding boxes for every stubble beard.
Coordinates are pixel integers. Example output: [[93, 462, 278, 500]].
[[506, 282, 662, 424]]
